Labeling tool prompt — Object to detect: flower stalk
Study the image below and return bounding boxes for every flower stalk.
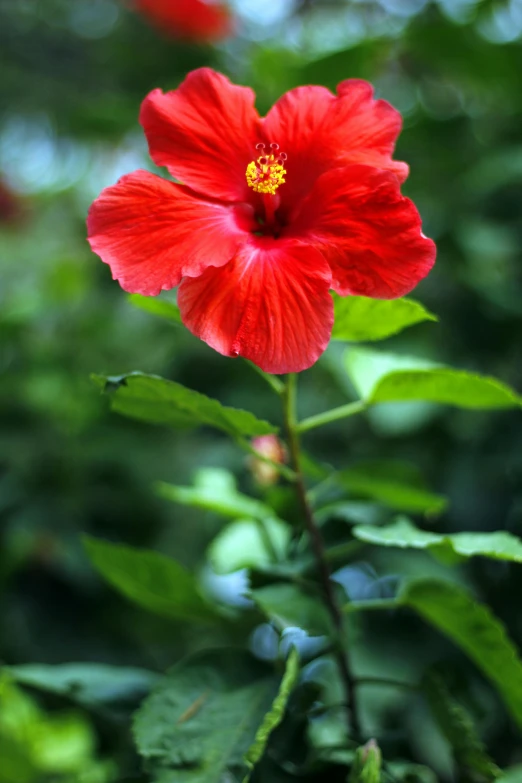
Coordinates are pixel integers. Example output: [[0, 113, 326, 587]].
[[282, 373, 361, 739]]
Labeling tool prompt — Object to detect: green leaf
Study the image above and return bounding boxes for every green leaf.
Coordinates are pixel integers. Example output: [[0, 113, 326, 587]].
[[92, 373, 277, 438], [336, 461, 447, 515], [208, 518, 291, 575], [157, 467, 275, 522], [83, 537, 217, 623], [252, 583, 332, 637], [243, 648, 299, 780], [500, 767, 522, 782], [354, 518, 522, 564], [422, 670, 501, 781], [332, 295, 436, 342], [5, 663, 160, 707], [344, 347, 522, 409], [132, 649, 280, 783], [128, 294, 182, 325], [386, 761, 438, 783], [402, 580, 522, 730]]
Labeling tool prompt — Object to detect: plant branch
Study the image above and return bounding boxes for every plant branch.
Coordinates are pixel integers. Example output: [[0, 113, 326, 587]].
[[282, 373, 361, 739], [297, 400, 366, 434], [246, 361, 285, 395]]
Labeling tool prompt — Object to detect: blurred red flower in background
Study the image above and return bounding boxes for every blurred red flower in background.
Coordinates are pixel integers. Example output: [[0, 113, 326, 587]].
[[133, 0, 234, 42], [88, 69, 436, 374]]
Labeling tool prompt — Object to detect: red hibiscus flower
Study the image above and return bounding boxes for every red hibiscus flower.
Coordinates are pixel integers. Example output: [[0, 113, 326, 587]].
[[132, 0, 234, 43], [87, 69, 436, 374]]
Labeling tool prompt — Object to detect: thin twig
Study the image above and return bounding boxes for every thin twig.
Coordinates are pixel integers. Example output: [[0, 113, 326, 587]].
[[282, 373, 361, 739]]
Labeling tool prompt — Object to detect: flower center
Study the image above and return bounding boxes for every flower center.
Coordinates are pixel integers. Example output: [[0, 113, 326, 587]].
[[245, 143, 287, 195]]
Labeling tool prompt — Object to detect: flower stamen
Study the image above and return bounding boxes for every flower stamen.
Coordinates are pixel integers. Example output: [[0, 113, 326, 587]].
[[246, 142, 287, 195]]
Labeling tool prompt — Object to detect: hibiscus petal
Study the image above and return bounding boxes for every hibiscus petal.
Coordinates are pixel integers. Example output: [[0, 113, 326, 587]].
[[140, 69, 261, 203], [287, 164, 436, 299], [178, 240, 334, 374], [87, 170, 253, 296], [262, 80, 408, 215]]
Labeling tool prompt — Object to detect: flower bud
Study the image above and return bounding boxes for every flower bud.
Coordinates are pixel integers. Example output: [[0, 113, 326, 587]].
[[349, 739, 382, 783], [248, 434, 287, 487]]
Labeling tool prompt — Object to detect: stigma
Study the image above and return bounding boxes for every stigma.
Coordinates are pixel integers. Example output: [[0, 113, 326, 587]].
[[246, 143, 287, 195]]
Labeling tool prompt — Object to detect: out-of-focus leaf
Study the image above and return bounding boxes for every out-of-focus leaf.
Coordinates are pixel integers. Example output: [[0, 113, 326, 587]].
[[422, 670, 501, 781], [243, 648, 300, 780], [252, 583, 332, 637], [301, 39, 393, 90], [354, 518, 522, 564], [345, 348, 522, 409], [133, 649, 280, 783], [500, 767, 522, 782], [208, 518, 291, 575], [332, 295, 436, 342], [402, 580, 522, 730], [0, 677, 111, 782], [5, 663, 160, 706], [386, 761, 438, 783], [127, 294, 182, 325], [336, 461, 447, 515], [92, 373, 278, 437], [157, 467, 274, 522], [83, 537, 217, 623]]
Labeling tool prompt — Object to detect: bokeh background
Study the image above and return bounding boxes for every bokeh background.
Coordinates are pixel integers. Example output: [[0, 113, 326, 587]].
[[1, 0, 522, 780]]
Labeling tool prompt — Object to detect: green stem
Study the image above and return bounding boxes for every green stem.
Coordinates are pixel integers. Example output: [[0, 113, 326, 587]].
[[246, 361, 285, 395], [282, 373, 361, 739], [297, 400, 366, 434]]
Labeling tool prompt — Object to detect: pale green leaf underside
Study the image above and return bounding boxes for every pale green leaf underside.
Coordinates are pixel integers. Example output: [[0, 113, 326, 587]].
[[133, 649, 280, 783], [243, 648, 300, 779], [332, 294, 436, 342], [157, 472, 274, 523], [128, 294, 182, 325], [345, 347, 522, 409], [208, 517, 291, 575], [92, 372, 277, 438], [353, 518, 522, 564], [83, 537, 217, 623]]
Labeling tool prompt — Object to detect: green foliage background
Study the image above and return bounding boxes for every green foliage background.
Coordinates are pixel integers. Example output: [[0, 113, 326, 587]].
[[1, 0, 522, 781]]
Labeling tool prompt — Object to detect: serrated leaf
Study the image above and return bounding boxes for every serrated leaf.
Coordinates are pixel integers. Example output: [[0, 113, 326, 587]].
[[128, 294, 182, 325], [422, 670, 501, 781], [336, 461, 447, 515], [208, 518, 291, 575], [332, 295, 436, 342], [243, 648, 299, 780], [344, 347, 522, 409], [92, 373, 277, 438], [402, 580, 522, 729], [132, 649, 280, 783], [354, 518, 522, 564], [157, 467, 274, 522], [252, 583, 332, 637], [83, 537, 217, 623], [4, 663, 160, 706]]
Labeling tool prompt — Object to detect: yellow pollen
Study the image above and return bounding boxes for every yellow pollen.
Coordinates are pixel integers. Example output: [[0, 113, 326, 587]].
[[246, 153, 286, 195]]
